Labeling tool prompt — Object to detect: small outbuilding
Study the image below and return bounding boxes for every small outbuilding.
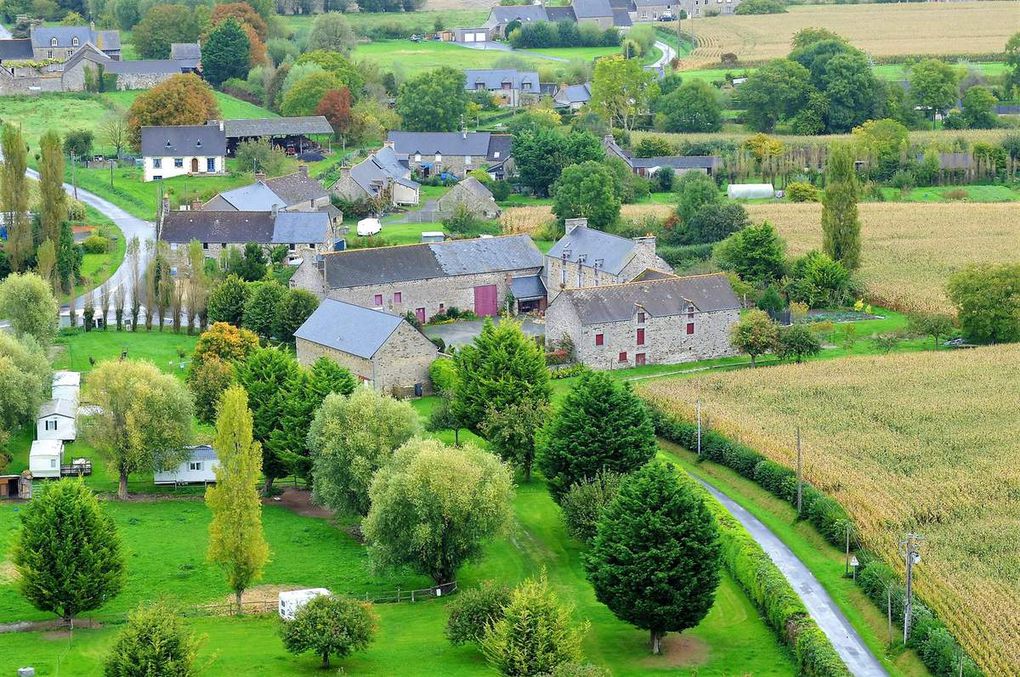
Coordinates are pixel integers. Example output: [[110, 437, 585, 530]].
[[37, 399, 77, 442], [51, 370, 81, 403], [29, 440, 64, 479], [154, 445, 220, 485], [727, 183, 775, 200], [279, 588, 331, 620], [435, 177, 501, 220]]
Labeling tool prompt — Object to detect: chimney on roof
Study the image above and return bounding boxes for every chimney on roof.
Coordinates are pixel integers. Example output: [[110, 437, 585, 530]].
[[564, 218, 587, 235], [90, 20, 95, 31], [255, 172, 266, 183], [219, 120, 224, 132], [633, 235, 657, 258], [298, 164, 308, 178], [190, 199, 202, 211], [161, 195, 170, 217], [271, 203, 279, 216]]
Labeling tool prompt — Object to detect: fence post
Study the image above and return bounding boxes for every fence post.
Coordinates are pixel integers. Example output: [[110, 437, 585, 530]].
[[411, 590, 415, 603]]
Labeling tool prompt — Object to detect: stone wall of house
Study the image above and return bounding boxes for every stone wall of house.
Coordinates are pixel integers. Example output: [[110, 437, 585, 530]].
[[290, 257, 326, 295], [322, 267, 541, 322], [295, 337, 374, 383], [331, 173, 371, 203], [547, 300, 738, 369], [0, 70, 62, 95], [406, 154, 488, 179], [115, 71, 176, 90]]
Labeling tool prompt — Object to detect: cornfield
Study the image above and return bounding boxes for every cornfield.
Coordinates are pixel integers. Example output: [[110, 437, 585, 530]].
[[638, 346, 1020, 675], [630, 129, 1017, 150], [746, 202, 1020, 314], [681, 2, 1017, 69], [501, 203, 671, 235]]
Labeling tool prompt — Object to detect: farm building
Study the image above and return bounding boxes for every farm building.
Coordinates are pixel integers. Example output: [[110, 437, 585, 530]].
[[434, 177, 501, 220], [728, 183, 775, 199], [29, 439, 64, 479], [291, 235, 544, 321], [222, 116, 333, 156], [170, 42, 201, 72], [51, 370, 81, 403], [37, 398, 76, 442], [294, 299, 439, 396], [331, 146, 421, 207], [545, 272, 740, 368], [464, 69, 541, 108], [154, 446, 220, 485], [603, 135, 720, 178], [203, 166, 331, 215], [545, 219, 672, 302]]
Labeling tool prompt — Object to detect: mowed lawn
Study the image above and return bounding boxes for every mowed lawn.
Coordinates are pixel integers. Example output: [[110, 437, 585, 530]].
[[353, 40, 551, 75]]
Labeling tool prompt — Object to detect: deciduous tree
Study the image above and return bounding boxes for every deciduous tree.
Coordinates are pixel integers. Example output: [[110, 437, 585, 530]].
[[1, 124, 31, 272], [946, 263, 1020, 344], [590, 55, 658, 132], [445, 581, 511, 646], [909, 59, 960, 125], [281, 595, 377, 669], [12, 479, 124, 624], [512, 126, 604, 197], [551, 161, 620, 230], [0, 332, 51, 436], [316, 87, 353, 140], [738, 59, 813, 132], [189, 356, 235, 424], [206, 385, 270, 611], [131, 4, 202, 59], [657, 80, 722, 133], [99, 113, 129, 158], [479, 398, 548, 482], [306, 11, 356, 55], [673, 171, 720, 223], [960, 86, 997, 129], [363, 439, 514, 585], [776, 324, 822, 363], [729, 309, 779, 366], [821, 142, 861, 270], [0, 272, 58, 345], [537, 370, 656, 501], [560, 470, 622, 544], [82, 360, 194, 499], [396, 67, 468, 132], [127, 74, 220, 150], [210, 1, 267, 40], [104, 601, 198, 676], [585, 462, 721, 655], [307, 388, 419, 516], [190, 321, 259, 373], [38, 130, 66, 244], [714, 221, 787, 284]]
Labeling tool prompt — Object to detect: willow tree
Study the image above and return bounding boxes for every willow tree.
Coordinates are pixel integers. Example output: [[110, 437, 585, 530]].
[[821, 142, 861, 270], [207, 385, 269, 612]]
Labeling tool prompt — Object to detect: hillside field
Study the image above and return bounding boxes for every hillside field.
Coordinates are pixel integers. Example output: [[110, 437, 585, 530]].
[[638, 346, 1020, 675], [680, 1, 1018, 69]]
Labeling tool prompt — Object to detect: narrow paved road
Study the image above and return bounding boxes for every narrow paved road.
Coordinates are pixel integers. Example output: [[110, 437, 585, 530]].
[[694, 475, 887, 677], [26, 168, 156, 312], [650, 40, 676, 71]]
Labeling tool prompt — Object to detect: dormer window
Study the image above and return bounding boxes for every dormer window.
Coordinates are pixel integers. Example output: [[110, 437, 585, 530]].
[[72, 37, 79, 46], [687, 304, 695, 319], [414, 153, 421, 162], [50, 37, 58, 47], [196, 140, 202, 148], [166, 140, 172, 149], [493, 151, 500, 158], [434, 153, 442, 162]]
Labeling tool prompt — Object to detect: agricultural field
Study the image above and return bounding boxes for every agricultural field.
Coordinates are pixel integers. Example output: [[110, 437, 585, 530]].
[[746, 202, 1020, 313], [631, 128, 1017, 150], [283, 9, 489, 36], [352, 40, 550, 75], [638, 345, 1020, 675], [680, 1, 1018, 69]]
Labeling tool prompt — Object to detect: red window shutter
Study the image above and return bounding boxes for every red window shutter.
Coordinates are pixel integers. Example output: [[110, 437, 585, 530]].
[[637, 328, 645, 346], [595, 333, 604, 346], [618, 351, 627, 362], [687, 322, 695, 335], [373, 294, 383, 305], [394, 292, 402, 303]]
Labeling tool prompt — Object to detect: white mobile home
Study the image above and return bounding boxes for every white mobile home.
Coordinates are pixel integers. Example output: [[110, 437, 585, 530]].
[[154, 445, 219, 485], [279, 589, 331, 620], [51, 371, 81, 403], [29, 440, 64, 479], [37, 399, 77, 442]]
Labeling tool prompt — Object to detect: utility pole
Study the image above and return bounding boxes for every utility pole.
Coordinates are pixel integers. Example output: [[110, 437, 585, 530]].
[[71, 154, 78, 200], [795, 426, 803, 516], [696, 398, 702, 457], [844, 521, 852, 575], [901, 533, 923, 645]]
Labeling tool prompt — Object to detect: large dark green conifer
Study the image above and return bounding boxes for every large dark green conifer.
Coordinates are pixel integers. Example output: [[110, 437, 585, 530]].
[[584, 462, 721, 655], [536, 370, 656, 500]]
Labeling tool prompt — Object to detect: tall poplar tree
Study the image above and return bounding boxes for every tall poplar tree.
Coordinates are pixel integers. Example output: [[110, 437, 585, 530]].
[[206, 385, 269, 612], [57, 221, 76, 294], [1, 124, 31, 272], [38, 130, 67, 244], [821, 142, 861, 270]]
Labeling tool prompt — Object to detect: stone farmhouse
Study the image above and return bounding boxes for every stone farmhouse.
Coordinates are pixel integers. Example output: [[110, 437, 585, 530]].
[[170, 43, 202, 73], [385, 131, 513, 180], [545, 272, 740, 368], [158, 204, 336, 260], [465, 69, 541, 108], [331, 146, 421, 207], [60, 44, 184, 92], [480, 0, 632, 41], [29, 24, 121, 60], [553, 82, 592, 110], [546, 220, 672, 302], [295, 299, 439, 395], [203, 166, 334, 217], [142, 123, 227, 182], [603, 135, 720, 178], [435, 177, 501, 220], [291, 235, 545, 321]]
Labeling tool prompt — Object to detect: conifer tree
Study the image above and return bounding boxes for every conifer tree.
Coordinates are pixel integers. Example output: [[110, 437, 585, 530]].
[[585, 462, 721, 655], [1, 124, 31, 272], [234, 346, 299, 493], [537, 371, 656, 500], [105, 601, 198, 675], [821, 142, 861, 270], [206, 385, 270, 612], [57, 221, 76, 294], [38, 130, 67, 244]]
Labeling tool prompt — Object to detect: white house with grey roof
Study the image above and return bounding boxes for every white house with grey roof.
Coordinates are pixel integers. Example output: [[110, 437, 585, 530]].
[[545, 219, 672, 302], [142, 122, 227, 182], [295, 299, 439, 395], [291, 235, 545, 321], [331, 146, 421, 207], [37, 398, 77, 442], [155, 446, 220, 485], [553, 82, 592, 110], [465, 69, 541, 108], [546, 272, 740, 369]]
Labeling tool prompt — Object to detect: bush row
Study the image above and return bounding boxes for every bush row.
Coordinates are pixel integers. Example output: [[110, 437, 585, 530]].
[[650, 406, 984, 677], [707, 495, 850, 676]]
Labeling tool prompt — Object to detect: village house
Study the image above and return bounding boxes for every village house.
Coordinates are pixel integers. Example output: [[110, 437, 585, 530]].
[[291, 235, 545, 320], [294, 298, 440, 395], [154, 446, 220, 485], [29, 24, 121, 61], [477, 0, 633, 41], [545, 219, 672, 301], [331, 146, 421, 207], [465, 69, 541, 108], [159, 204, 336, 260], [434, 177, 501, 220], [553, 82, 592, 110], [603, 135, 720, 178], [203, 166, 332, 215], [60, 44, 184, 92], [386, 131, 513, 180], [141, 123, 226, 182], [37, 398, 76, 443], [545, 272, 740, 368]]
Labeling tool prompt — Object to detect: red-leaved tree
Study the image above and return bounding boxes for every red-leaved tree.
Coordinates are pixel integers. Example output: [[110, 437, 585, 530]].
[[315, 88, 353, 140]]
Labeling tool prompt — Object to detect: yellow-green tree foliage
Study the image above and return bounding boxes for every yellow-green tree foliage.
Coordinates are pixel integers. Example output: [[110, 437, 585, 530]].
[[0, 124, 31, 272], [38, 130, 66, 244], [206, 385, 270, 610]]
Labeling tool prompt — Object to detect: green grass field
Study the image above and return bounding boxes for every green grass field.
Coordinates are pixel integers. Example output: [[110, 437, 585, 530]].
[[352, 40, 550, 75], [878, 184, 1020, 202], [283, 10, 489, 37], [74, 206, 127, 305]]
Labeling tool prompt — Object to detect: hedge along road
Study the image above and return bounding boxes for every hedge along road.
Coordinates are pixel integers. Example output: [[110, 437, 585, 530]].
[[693, 472, 887, 677]]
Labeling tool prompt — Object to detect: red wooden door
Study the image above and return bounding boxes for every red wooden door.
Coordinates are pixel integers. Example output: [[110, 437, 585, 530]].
[[415, 307, 426, 323], [473, 284, 499, 317]]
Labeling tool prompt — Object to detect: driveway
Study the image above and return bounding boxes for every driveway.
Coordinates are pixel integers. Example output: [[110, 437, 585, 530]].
[[424, 316, 545, 348], [694, 475, 888, 677]]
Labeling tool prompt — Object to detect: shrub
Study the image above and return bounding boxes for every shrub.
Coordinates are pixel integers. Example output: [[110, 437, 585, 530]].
[[560, 470, 622, 543], [785, 182, 819, 202], [445, 581, 512, 646], [105, 601, 198, 675], [82, 235, 109, 254], [280, 594, 378, 669]]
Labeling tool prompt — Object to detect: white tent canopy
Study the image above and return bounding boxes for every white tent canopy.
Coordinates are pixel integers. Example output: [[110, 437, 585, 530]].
[[356, 218, 382, 236]]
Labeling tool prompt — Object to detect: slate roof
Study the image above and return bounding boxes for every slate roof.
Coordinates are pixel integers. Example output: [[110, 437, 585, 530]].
[[489, 5, 550, 24], [271, 211, 331, 244], [141, 125, 226, 157], [612, 9, 633, 26], [105, 59, 180, 75], [294, 298, 405, 359], [387, 131, 493, 157], [348, 147, 420, 197], [264, 171, 328, 205], [39, 398, 76, 419], [547, 224, 641, 276], [511, 274, 547, 300], [223, 116, 333, 139], [554, 82, 592, 105], [442, 177, 495, 203], [486, 134, 513, 164], [31, 26, 120, 51], [0, 39, 34, 60], [465, 69, 540, 92], [214, 183, 286, 211], [52, 371, 81, 388], [630, 268, 674, 282], [572, 0, 614, 18], [629, 155, 719, 170], [558, 273, 739, 325], [170, 42, 201, 68], [545, 6, 576, 22], [322, 235, 542, 289]]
